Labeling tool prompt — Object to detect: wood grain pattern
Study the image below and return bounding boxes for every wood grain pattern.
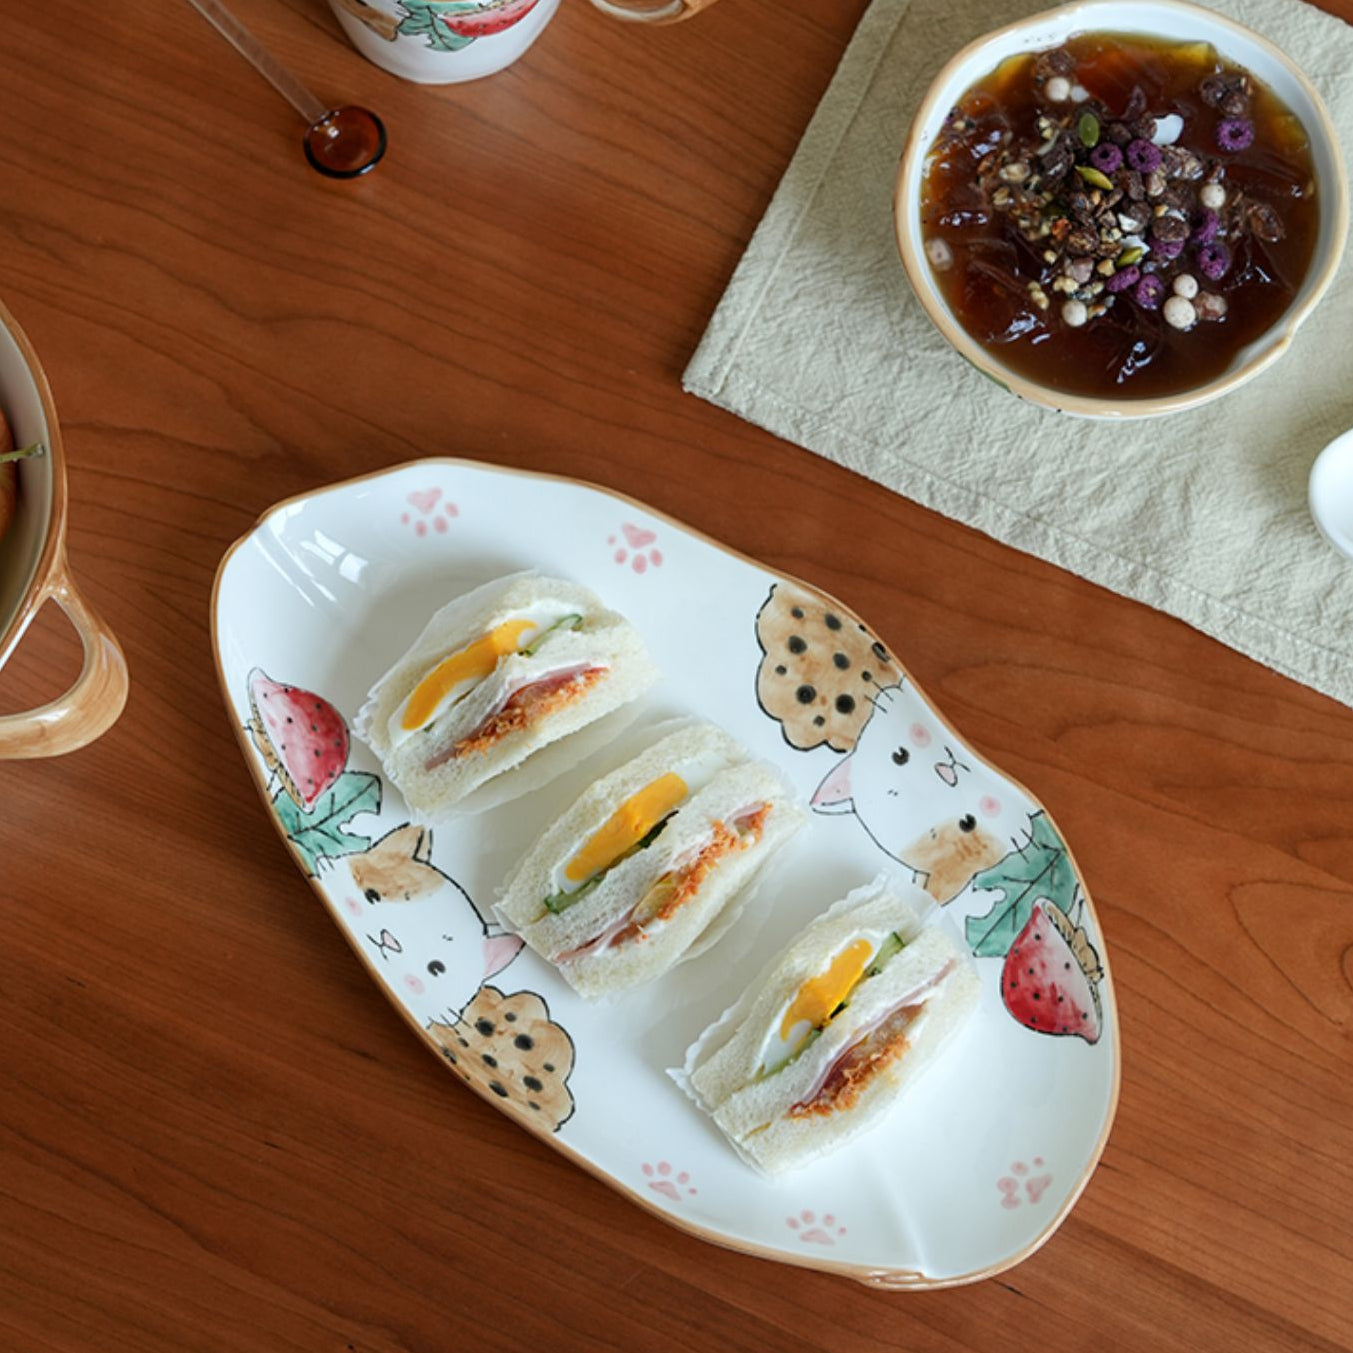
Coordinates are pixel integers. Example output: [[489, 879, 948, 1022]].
[[1, 1, 1350, 1349]]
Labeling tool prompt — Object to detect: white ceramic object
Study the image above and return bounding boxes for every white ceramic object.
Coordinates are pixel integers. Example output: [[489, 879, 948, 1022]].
[[1309, 428, 1353, 560], [895, 0, 1349, 419], [328, 0, 561, 84], [212, 459, 1120, 1288]]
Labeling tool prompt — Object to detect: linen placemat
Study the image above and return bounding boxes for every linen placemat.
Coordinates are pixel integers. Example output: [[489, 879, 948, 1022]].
[[685, 0, 1353, 708]]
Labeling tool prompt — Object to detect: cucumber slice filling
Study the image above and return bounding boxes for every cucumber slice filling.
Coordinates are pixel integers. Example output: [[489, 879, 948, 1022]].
[[540, 812, 674, 915], [756, 931, 908, 1082], [522, 613, 583, 657]]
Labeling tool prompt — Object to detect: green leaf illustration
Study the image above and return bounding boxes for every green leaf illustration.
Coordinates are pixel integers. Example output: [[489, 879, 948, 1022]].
[[274, 770, 382, 875], [396, 0, 476, 50], [964, 812, 1080, 958]]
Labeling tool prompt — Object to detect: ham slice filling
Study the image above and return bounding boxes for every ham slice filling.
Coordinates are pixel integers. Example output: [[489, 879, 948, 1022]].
[[786, 960, 956, 1119], [424, 664, 606, 770], [553, 803, 769, 963]]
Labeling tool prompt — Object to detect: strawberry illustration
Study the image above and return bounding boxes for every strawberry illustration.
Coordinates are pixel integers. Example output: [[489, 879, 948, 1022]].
[[246, 668, 349, 811], [1001, 899, 1103, 1043], [441, 0, 541, 37]]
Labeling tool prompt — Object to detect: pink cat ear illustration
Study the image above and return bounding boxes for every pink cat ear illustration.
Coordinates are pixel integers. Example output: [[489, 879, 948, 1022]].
[[483, 933, 525, 979], [812, 755, 856, 814]]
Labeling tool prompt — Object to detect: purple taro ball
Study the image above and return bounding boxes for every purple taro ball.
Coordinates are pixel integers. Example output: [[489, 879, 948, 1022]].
[[1090, 143, 1124, 174], [1197, 241, 1232, 280], [1105, 265, 1141, 293], [1216, 118, 1255, 152], [1153, 236, 1186, 261], [1190, 210, 1220, 245], [1134, 274, 1166, 308], [1126, 139, 1162, 173]]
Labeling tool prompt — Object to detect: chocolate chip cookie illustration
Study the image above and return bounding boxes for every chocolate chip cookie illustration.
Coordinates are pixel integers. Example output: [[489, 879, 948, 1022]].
[[428, 986, 575, 1131], [755, 583, 898, 752]]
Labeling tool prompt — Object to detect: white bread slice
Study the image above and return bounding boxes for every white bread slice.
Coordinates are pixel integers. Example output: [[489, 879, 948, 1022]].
[[677, 879, 978, 1174], [354, 572, 658, 817], [497, 748, 805, 999]]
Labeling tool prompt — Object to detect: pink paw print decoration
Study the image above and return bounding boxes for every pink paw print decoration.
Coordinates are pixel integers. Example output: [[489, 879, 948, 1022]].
[[786, 1210, 847, 1246], [401, 488, 459, 537], [609, 522, 663, 575], [997, 1158, 1053, 1209], [642, 1161, 696, 1202]]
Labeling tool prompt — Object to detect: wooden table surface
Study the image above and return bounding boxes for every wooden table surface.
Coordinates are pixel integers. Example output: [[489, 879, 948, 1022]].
[[3, 1, 1352, 1349]]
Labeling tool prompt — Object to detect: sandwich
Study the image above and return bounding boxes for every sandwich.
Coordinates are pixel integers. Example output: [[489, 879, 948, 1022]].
[[497, 721, 804, 998], [355, 572, 659, 816], [676, 876, 979, 1174]]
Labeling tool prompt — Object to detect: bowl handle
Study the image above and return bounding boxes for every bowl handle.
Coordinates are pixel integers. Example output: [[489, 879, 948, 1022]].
[[587, 0, 721, 22], [0, 564, 128, 759]]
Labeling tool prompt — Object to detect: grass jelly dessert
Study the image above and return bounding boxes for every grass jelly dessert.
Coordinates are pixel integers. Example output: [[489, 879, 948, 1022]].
[[919, 33, 1319, 399]]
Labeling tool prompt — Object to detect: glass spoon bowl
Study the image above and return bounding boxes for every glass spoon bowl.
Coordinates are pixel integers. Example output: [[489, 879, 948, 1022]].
[[186, 0, 386, 179]]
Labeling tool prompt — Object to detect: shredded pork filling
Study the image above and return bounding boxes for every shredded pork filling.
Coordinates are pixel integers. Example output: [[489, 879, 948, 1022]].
[[783, 958, 958, 1119], [423, 664, 606, 770], [553, 803, 770, 963]]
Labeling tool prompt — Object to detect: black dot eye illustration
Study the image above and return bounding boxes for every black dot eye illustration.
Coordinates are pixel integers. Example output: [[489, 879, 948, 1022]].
[[363, 888, 381, 904], [427, 960, 446, 976], [959, 814, 977, 832], [892, 747, 910, 766]]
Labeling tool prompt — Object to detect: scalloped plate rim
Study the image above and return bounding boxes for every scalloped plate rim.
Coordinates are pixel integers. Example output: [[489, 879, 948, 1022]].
[[210, 455, 1122, 1289]]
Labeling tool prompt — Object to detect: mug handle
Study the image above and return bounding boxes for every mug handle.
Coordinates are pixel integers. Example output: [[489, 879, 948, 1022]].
[[588, 0, 722, 23], [0, 563, 128, 760]]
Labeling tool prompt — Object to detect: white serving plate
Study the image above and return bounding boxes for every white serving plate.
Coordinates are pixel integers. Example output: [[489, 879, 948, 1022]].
[[212, 458, 1120, 1288]]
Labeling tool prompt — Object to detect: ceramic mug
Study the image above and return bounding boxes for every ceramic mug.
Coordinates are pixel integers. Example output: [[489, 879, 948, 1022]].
[[328, 0, 722, 84], [0, 301, 128, 760]]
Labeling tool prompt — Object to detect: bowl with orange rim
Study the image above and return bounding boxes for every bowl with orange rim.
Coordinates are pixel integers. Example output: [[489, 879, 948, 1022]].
[[0, 299, 127, 759]]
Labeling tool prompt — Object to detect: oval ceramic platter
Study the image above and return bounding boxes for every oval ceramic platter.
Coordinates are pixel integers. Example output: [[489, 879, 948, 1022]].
[[212, 458, 1119, 1289]]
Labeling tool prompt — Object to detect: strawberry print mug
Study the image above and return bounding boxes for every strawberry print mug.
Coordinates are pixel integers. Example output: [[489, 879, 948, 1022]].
[[329, 0, 724, 84]]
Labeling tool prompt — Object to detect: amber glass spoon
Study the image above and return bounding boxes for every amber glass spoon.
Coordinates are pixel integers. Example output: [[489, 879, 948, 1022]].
[[186, 0, 386, 178]]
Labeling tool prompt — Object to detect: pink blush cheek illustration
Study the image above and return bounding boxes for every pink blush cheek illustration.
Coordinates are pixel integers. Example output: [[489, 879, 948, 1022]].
[[910, 722, 932, 748], [980, 795, 1002, 818]]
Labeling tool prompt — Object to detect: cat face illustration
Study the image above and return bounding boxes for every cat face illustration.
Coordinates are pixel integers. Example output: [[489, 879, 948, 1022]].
[[811, 684, 1030, 902], [335, 823, 523, 998]]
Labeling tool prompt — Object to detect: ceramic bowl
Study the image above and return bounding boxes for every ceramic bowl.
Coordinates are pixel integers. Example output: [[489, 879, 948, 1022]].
[[0, 300, 127, 759], [1309, 427, 1353, 560], [893, 0, 1349, 419]]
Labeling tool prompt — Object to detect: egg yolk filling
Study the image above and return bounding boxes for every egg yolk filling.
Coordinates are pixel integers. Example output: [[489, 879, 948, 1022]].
[[541, 772, 690, 917], [402, 612, 584, 742], [756, 930, 908, 1080], [552, 803, 770, 963], [403, 619, 537, 732]]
